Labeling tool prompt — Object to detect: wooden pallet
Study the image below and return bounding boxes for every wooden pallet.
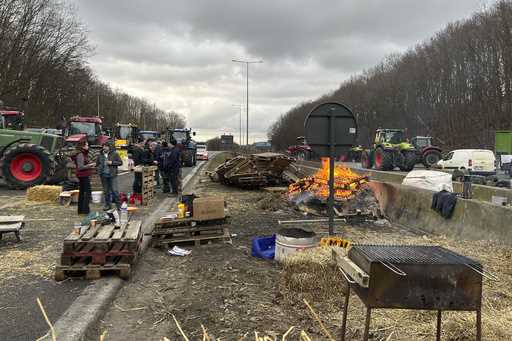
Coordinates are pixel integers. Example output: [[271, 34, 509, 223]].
[[156, 216, 229, 228], [142, 187, 154, 206], [61, 221, 142, 266], [151, 225, 231, 247], [54, 260, 131, 281], [142, 166, 156, 206], [63, 220, 142, 252]]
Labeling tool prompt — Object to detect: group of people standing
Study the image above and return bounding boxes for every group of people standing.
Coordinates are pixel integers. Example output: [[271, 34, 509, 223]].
[[129, 139, 182, 203], [72, 138, 182, 215], [73, 140, 124, 215]]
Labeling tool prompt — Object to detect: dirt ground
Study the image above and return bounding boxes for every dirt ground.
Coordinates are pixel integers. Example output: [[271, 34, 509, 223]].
[[90, 154, 512, 341], [0, 172, 175, 340]]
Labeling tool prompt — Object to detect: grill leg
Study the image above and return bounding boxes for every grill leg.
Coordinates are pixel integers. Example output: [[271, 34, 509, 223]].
[[436, 310, 442, 341], [340, 284, 350, 341], [363, 307, 371, 341], [476, 309, 482, 341]]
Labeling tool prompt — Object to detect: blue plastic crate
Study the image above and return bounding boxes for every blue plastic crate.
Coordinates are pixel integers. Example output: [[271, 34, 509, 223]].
[[251, 235, 276, 260]]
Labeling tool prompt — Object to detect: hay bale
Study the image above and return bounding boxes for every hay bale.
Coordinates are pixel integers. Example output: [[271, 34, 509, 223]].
[[280, 246, 346, 306], [26, 185, 63, 203]]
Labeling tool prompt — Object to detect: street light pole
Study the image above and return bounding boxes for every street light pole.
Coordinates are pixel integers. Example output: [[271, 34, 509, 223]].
[[232, 104, 242, 145], [232, 59, 263, 145]]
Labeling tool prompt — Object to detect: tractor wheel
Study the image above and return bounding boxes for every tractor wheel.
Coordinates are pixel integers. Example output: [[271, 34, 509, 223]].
[[375, 148, 394, 171], [422, 149, 442, 168], [0, 143, 54, 189], [361, 151, 373, 169], [399, 151, 417, 172]]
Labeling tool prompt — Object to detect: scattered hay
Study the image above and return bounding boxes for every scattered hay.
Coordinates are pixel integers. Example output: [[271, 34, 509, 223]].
[[26, 185, 62, 203], [0, 246, 55, 283], [279, 246, 346, 307]]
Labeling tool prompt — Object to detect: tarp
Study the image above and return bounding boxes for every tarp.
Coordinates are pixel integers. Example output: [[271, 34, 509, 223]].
[[402, 170, 453, 192]]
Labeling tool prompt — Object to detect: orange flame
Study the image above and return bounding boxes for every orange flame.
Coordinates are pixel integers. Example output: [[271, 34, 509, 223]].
[[289, 157, 368, 200]]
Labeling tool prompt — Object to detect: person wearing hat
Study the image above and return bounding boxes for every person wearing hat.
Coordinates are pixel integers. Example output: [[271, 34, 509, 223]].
[[73, 140, 95, 214], [96, 141, 123, 210]]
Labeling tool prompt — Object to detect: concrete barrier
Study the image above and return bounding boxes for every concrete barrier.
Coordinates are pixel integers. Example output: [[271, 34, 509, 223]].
[[348, 165, 512, 205], [369, 181, 512, 243]]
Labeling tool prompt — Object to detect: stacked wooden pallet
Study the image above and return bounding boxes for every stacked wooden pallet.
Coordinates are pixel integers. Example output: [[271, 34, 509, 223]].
[[151, 216, 230, 248], [212, 152, 294, 188], [142, 166, 157, 205], [54, 220, 142, 281]]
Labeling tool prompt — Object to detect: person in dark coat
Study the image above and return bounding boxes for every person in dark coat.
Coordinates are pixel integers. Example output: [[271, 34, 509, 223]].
[[96, 142, 123, 210], [160, 139, 181, 194], [158, 141, 171, 193], [73, 141, 95, 214], [150, 141, 162, 187], [129, 141, 154, 204]]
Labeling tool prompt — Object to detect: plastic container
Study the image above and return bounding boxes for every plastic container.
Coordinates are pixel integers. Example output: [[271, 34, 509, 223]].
[[91, 191, 103, 204], [251, 235, 276, 260], [120, 202, 128, 225], [274, 228, 318, 262], [177, 203, 186, 219]]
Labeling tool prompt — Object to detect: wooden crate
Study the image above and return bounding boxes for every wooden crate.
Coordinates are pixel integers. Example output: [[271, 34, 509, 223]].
[[54, 260, 131, 281]]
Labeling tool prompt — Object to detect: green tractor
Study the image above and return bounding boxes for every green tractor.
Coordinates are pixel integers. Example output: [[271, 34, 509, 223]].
[[0, 115, 65, 189], [361, 129, 417, 171]]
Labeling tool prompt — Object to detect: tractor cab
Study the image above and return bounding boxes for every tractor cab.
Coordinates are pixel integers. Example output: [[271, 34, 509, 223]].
[[375, 129, 405, 146], [114, 123, 139, 148], [65, 116, 110, 147], [0, 109, 25, 131], [411, 136, 432, 149]]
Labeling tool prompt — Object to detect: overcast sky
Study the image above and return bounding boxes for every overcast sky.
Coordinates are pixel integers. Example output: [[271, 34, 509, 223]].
[[70, 0, 491, 143]]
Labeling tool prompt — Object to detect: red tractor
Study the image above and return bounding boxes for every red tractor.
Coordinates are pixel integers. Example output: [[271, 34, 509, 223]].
[[411, 136, 443, 168], [65, 116, 110, 159], [287, 136, 315, 160], [0, 104, 24, 131]]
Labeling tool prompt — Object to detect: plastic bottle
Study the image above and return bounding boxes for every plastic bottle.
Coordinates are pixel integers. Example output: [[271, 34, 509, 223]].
[[120, 201, 128, 225], [177, 203, 186, 219]]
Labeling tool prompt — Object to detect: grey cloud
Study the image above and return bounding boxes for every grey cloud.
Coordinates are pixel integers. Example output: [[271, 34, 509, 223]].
[[69, 0, 489, 141]]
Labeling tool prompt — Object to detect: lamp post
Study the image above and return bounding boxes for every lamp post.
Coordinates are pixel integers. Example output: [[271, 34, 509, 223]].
[[232, 59, 263, 145], [231, 104, 243, 145]]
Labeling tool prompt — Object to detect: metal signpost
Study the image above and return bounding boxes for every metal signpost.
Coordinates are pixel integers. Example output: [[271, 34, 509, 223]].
[[304, 102, 357, 235]]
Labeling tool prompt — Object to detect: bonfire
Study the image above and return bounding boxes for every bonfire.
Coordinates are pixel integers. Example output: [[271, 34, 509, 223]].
[[288, 158, 368, 201]]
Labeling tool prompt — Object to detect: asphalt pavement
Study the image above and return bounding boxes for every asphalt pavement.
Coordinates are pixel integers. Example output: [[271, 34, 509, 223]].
[[0, 164, 199, 341]]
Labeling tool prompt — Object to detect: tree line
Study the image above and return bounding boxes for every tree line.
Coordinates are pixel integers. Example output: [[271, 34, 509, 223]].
[[269, 1, 512, 152], [0, 0, 185, 131]]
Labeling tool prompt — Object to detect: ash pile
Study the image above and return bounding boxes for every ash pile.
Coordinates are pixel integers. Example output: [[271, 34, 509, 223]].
[[287, 159, 382, 222], [209, 152, 304, 188]]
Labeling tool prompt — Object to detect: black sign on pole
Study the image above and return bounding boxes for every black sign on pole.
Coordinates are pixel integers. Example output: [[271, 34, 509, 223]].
[[304, 102, 357, 235]]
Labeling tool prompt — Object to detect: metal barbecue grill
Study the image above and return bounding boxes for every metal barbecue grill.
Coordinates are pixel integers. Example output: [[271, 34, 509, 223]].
[[334, 244, 496, 341]]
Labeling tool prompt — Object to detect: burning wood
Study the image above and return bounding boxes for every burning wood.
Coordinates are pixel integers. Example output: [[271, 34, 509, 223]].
[[288, 158, 368, 200]]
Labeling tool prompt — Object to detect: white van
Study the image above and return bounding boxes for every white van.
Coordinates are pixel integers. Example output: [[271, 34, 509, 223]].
[[436, 149, 496, 175]]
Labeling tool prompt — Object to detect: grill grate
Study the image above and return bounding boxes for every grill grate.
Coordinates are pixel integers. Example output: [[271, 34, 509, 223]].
[[350, 244, 481, 266]]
